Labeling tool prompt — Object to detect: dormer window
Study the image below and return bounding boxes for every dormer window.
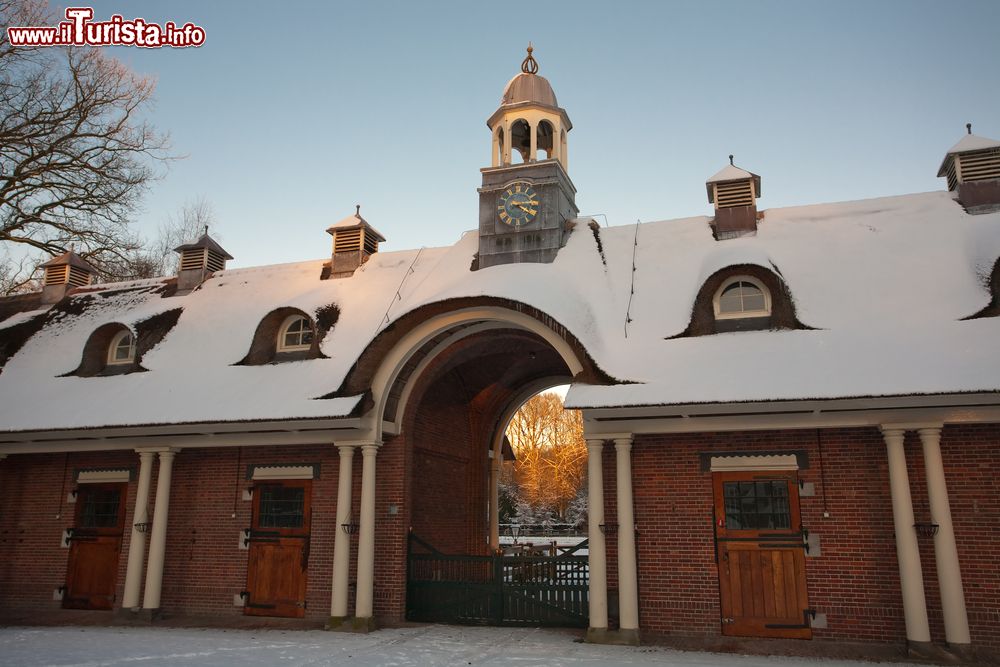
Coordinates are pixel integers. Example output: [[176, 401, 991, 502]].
[[674, 265, 808, 338], [714, 278, 771, 320], [107, 330, 136, 365], [278, 315, 315, 352]]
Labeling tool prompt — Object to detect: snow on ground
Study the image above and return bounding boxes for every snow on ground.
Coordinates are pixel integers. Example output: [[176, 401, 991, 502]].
[[0, 625, 920, 667]]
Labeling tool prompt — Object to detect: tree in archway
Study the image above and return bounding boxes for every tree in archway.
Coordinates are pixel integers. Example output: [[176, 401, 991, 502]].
[[505, 391, 587, 521]]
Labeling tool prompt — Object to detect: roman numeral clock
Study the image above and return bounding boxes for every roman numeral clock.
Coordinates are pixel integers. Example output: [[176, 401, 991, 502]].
[[497, 182, 539, 228], [476, 46, 578, 269]]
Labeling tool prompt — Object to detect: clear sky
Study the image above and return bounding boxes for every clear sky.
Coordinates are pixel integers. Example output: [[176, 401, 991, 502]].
[[79, 0, 1000, 270]]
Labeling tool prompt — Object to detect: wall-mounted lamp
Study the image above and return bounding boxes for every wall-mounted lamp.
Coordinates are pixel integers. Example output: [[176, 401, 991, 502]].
[[341, 519, 359, 535], [914, 522, 939, 538], [133, 522, 150, 534], [598, 522, 618, 535]]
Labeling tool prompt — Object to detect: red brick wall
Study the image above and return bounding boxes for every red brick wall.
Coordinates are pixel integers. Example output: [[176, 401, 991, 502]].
[[0, 445, 353, 622], [0, 451, 138, 612], [622, 425, 1000, 648], [2, 421, 996, 646]]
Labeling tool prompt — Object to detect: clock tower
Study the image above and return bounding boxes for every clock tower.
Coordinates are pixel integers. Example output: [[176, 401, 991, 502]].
[[477, 46, 578, 269]]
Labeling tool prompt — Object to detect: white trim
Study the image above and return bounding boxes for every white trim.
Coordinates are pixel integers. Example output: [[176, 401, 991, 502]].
[[106, 329, 136, 365], [277, 314, 314, 352], [77, 468, 131, 483], [712, 275, 771, 320], [710, 454, 799, 472], [367, 306, 586, 441], [250, 464, 314, 480]]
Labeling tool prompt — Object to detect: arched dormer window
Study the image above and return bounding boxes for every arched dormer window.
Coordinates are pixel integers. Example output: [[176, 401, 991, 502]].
[[64, 309, 182, 378], [714, 277, 771, 320], [278, 314, 315, 352], [107, 330, 136, 365], [675, 265, 809, 337], [237, 305, 338, 366]]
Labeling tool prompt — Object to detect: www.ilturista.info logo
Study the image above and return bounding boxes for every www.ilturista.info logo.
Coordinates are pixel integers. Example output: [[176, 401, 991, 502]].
[[6, 7, 205, 48]]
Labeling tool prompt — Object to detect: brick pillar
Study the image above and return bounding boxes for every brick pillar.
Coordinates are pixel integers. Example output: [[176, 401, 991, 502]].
[[489, 449, 501, 551], [918, 428, 971, 647], [121, 450, 155, 610], [881, 428, 930, 645]]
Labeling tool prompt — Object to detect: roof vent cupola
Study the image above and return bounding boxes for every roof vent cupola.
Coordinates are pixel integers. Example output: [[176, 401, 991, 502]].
[[938, 124, 1000, 213], [173, 231, 233, 292], [477, 46, 579, 270], [39, 250, 96, 304], [323, 205, 386, 279], [707, 156, 762, 240]]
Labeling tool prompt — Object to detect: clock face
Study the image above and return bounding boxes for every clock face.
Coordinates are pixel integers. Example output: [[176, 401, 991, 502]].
[[497, 182, 539, 228]]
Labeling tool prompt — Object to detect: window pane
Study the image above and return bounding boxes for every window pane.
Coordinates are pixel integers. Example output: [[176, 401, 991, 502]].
[[743, 292, 766, 311], [258, 486, 305, 529], [288, 318, 304, 333], [284, 332, 298, 348], [301, 329, 314, 345], [113, 334, 133, 361], [722, 479, 793, 531], [79, 488, 121, 528]]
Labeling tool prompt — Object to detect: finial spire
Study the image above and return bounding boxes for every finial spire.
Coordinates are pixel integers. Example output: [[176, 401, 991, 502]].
[[521, 43, 538, 75], [203, 224, 209, 236], [729, 154, 734, 166], [967, 122, 972, 135], [355, 204, 361, 217]]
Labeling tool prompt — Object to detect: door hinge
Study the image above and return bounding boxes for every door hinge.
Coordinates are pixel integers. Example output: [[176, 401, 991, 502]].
[[721, 617, 735, 624]]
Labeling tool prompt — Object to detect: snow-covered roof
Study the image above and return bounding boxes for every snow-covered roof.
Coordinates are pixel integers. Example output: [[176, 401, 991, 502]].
[[39, 250, 96, 272], [946, 133, 1000, 155], [174, 233, 234, 260], [705, 163, 762, 202], [1, 190, 998, 432], [937, 133, 1000, 177], [326, 213, 386, 242], [706, 164, 754, 184]]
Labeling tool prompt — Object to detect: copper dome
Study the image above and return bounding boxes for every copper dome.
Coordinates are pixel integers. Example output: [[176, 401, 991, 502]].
[[500, 72, 559, 108]]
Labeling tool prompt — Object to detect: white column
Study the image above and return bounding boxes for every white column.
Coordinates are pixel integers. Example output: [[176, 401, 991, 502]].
[[354, 443, 379, 621], [529, 121, 538, 161], [330, 444, 356, 620], [489, 450, 501, 551], [121, 450, 155, 610], [586, 439, 608, 631], [881, 428, 931, 643], [919, 428, 971, 646], [502, 119, 511, 165], [142, 449, 177, 611], [614, 437, 639, 634], [550, 121, 561, 163]]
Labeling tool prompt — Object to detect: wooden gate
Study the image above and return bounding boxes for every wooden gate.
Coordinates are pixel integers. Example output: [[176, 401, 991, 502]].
[[713, 470, 812, 639], [406, 533, 589, 627], [63, 483, 126, 610], [244, 480, 311, 617]]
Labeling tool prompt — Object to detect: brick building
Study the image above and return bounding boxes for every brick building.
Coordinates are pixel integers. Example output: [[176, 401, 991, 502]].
[[1, 48, 999, 660]]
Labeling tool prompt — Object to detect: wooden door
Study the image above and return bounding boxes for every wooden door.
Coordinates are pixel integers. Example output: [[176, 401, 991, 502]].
[[713, 471, 811, 639], [63, 483, 126, 610], [245, 480, 311, 617]]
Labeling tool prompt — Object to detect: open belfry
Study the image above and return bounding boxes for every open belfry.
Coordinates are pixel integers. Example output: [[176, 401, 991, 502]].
[[1, 45, 999, 663]]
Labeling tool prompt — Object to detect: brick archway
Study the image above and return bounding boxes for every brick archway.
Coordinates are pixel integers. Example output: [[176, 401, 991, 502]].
[[358, 304, 598, 625], [400, 326, 574, 554]]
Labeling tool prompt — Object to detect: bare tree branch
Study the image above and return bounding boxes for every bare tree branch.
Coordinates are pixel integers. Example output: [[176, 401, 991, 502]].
[[1, 0, 173, 292]]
